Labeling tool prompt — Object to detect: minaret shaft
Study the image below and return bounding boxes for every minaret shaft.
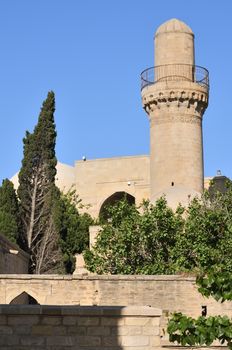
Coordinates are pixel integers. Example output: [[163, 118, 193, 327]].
[[149, 102, 204, 198], [141, 19, 209, 207]]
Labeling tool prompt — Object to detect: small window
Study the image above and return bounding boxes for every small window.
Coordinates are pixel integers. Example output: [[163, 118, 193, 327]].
[[201, 305, 207, 316], [171, 182, 174, 186]]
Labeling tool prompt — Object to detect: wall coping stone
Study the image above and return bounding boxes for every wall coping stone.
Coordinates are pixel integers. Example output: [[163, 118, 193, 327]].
[[75, 154, 149, 165], [0, 305, 162, 316], [0, 274, 196, 282]]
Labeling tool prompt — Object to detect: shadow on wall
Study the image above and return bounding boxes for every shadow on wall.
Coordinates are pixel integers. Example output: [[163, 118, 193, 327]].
[[0, 305, 161, 349], [0, 233, 29, 274], [10, 291, 39, 305]]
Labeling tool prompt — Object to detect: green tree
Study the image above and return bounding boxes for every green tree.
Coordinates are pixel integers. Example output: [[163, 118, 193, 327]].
[[56, 190, 93, 273], [84, 198, 184, 274], [18, 91, 62, 274], [0, 179, 21, 243], [172, 184, 232, 273]]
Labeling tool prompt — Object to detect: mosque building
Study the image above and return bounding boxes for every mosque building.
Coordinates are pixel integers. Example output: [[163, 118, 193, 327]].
[[12, 19, 215, 219]]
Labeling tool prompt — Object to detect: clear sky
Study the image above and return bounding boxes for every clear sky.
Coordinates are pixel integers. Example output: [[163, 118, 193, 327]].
[[0, 0, 231, 183]]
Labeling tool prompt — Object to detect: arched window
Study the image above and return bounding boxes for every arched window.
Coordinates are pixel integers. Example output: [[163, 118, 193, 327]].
[[99, 191, 135, 221], [10, 292, 39, 305]]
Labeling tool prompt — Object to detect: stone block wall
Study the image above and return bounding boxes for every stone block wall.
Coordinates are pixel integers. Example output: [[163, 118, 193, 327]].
[[74, 155, 150, 218], [0, 305, 161, 349], [1, 275, 232, 320]]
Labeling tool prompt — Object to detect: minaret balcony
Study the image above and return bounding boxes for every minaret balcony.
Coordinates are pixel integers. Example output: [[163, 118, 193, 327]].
[[141, 64, 209, 93]]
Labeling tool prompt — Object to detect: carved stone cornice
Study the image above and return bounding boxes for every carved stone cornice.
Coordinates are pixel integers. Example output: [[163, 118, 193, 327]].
[[141, 82, 208, 116]]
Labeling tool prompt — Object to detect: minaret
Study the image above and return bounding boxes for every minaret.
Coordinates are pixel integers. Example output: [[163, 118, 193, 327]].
[[141, 19, 209, 207]]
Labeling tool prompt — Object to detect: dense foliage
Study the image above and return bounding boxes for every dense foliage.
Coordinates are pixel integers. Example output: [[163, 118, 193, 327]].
[[84, 183, 232, 275], [84, 198, 184, 274], [197, 266, 232, 302], [56, 190, 94, 273], [0, 179, 21, 244], [168, 312, 232, 349], [173, 187, 232, 272]]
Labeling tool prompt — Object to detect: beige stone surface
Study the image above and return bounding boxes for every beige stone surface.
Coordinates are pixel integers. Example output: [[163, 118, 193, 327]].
[[55, 161, 76, 191], [0, 305, 161, 349], [0, 274, 232, 321], [73, 254, 88, 275], [89, 225, 101, 249], [74, 155, 150, 218], [155, 18, 194, 67]]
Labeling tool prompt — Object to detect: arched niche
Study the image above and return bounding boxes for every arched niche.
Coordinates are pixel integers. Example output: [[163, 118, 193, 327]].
[[99, 191, 135, 221], [10, 291, 39, 305]]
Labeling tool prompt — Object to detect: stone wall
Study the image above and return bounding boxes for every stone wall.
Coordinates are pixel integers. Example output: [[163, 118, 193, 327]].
[[74, 155, 150, 218], [11, 157, 212, 220], [0, 305, 161, 349], [1, 275, 232, 319], [0, 234, 29, 274]]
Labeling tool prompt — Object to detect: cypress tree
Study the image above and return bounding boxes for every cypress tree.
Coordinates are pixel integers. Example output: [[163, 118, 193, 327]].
[[18, 91, 62, 273], [0, 179, 20, 243]]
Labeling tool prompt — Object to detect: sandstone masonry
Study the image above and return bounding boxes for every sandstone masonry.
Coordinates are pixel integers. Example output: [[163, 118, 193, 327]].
[[0, 305, 161, 349]]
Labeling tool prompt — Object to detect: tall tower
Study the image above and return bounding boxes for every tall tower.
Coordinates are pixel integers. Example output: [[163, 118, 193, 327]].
[[141, 19, 209, 207]]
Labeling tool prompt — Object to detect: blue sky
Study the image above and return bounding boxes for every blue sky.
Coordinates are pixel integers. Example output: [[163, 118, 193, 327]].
[[0, 0, 231, 183]]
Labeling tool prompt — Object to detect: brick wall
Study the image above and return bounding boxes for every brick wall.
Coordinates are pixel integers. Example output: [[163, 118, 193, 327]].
[[0, 305, 161, 349]]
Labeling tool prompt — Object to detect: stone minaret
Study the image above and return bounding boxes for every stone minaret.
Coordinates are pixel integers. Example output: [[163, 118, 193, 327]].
[[141, 19, 209, 208]]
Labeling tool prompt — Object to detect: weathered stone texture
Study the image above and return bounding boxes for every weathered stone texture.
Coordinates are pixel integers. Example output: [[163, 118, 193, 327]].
[[75, 155, 150, 218], [1, 274, 232, 320], [0, 305, 161, 349]]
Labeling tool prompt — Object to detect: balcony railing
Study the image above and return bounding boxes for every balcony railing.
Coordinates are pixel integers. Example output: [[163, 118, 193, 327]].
[[141, 64, 209, 91]]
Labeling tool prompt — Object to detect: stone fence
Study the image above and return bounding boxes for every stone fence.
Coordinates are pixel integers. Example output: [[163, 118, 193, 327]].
[[1, 274, 232, 320], [0, 305, 161, 349]]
